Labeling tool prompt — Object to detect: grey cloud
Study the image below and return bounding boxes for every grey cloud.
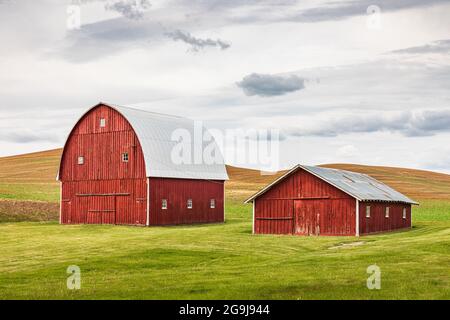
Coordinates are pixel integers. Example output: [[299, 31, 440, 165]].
[[389, 39, 450, 55], [237, 73, 305, 97], [0, 129, 61, 144], [104, 0, 151, 20], [165, 30, 230, 51], [288, 0, 449, 23], [287, 110, 450, 138], [52, 17, 165, 62]]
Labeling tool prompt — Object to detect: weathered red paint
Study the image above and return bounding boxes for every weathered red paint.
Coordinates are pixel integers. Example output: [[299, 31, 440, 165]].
[[359, 201, 411, 235], [253, 168, 411, 236], [59, 104, 224, 226]]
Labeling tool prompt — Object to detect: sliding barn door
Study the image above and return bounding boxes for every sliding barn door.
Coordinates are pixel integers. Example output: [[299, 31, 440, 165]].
[[294, 200, 325, 236]]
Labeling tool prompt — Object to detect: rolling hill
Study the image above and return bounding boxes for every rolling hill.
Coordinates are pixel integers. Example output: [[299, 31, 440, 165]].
[[1, 148, 450, 204]]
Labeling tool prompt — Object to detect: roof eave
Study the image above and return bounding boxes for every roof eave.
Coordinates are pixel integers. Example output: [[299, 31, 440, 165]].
[[244, 164, 419, 205]]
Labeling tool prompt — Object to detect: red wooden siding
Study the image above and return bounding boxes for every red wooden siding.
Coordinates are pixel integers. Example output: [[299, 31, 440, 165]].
[[60, 105, 147, 226], [255, 199, 293, 234], [149, 178, 224, 225], [60, 104, 225, 227], [359, 201, 411, 235], [254, 169, 356, 236], [293, 199, 356, 236], [61, 179, 147, 225]]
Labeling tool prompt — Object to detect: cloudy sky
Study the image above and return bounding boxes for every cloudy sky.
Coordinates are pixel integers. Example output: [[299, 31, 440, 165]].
[[1, 0, 450, 172]]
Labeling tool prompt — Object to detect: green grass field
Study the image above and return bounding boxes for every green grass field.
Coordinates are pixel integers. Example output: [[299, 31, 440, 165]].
[[0, 200, 449, 299], [0, 150, 449, 299]]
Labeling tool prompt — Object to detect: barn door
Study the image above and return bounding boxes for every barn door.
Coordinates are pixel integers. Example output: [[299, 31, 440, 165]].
[[294, 200, 321, 236], [61, 199, 71, 224], [86, 196, 116, 224]]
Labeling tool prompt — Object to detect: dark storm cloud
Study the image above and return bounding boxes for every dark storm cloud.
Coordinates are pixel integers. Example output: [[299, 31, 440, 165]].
[[237, 73, 305, 97], [286, 110, 450, 137], [165, 30, 230, 51], [389, 39, 450, 54]]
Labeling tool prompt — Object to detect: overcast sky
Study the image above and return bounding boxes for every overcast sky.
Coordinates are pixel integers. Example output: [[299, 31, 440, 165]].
[[1, 0, 450, 172]]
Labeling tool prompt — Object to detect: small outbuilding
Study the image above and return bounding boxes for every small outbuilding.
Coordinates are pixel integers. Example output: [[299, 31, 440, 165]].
[[58, 102, 228, 226], [245, 165, 418, 236]]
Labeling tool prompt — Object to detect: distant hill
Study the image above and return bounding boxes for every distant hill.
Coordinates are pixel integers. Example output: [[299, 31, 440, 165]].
[[1, 149, 450, 203], [226, 164, 450, 202], [0, 149, 62, 202]]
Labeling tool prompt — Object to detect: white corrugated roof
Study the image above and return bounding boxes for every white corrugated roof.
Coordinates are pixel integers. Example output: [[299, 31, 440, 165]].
[[58, 102, 228, 180], [245, 165, 418, 204]]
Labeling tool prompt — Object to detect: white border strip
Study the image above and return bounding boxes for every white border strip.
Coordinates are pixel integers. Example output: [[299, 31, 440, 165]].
[[355, 199, 359, 236], [146, 178, 150, 226], [59, 182, 62, 224], [252, 201, 255, 234], [223, 182, 226, 222]]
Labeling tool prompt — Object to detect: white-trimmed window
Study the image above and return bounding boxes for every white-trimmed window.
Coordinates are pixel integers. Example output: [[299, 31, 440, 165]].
[[161, 199, 167, 210], [403, 208, 407, 219], [187, 199, 193, 209], [385, 207, 390, 218], [78, 156, 84, 165], [210, 199, 215, 209], [100, 118, 106, 127], [122, 152, 129, 162], [366, 205, 371, 218]]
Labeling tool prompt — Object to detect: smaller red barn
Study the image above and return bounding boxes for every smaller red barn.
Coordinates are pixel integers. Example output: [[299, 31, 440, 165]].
[[245, 165, 418, 236]]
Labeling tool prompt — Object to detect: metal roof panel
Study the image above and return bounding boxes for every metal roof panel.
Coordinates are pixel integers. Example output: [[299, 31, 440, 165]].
[[111, 104, 229, 180], [57, 102, 228, 181], [245, 165, 418, 204]]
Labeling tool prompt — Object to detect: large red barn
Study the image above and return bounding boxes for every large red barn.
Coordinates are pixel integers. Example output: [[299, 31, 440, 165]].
[[245, 165, 418, 236], [57, 102, 228, 226]]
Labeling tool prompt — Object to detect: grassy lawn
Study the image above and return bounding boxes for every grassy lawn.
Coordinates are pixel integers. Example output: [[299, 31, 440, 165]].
[[0, 200, 448, 300], [0, 149, 449, 299]]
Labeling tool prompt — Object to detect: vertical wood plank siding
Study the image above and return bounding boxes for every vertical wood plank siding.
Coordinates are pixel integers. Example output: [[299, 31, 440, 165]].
[[253, 168, 413, 236], [60, 104, 225, 227], [254, 169, 357, 236], [149, 178, 224, 225], [60, 105, 148, 226], [359, 201, 412, 235], [255, 199, 293, 234]]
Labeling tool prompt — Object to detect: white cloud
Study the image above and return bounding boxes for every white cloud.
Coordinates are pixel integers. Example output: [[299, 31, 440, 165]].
[[336, 145, 360, 158], [0, 0, 450, 174]]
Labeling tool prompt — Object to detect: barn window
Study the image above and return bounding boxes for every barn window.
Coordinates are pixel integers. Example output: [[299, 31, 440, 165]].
[[403, 208, 407, 219], [77, 156, 84, 165], [187, 199, 193, 209], [385, 207, 390, 218], [210, 199, 215, 209], [122, 152, 129, 162], [100, 118, 106, 127], [366, 206, 371, 218], [161, 199, 167, 210]]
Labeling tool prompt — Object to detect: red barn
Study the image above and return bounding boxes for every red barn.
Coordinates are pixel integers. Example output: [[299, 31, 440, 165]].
[[57, 102, 228, 226], [245, 165, 418, 236]]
